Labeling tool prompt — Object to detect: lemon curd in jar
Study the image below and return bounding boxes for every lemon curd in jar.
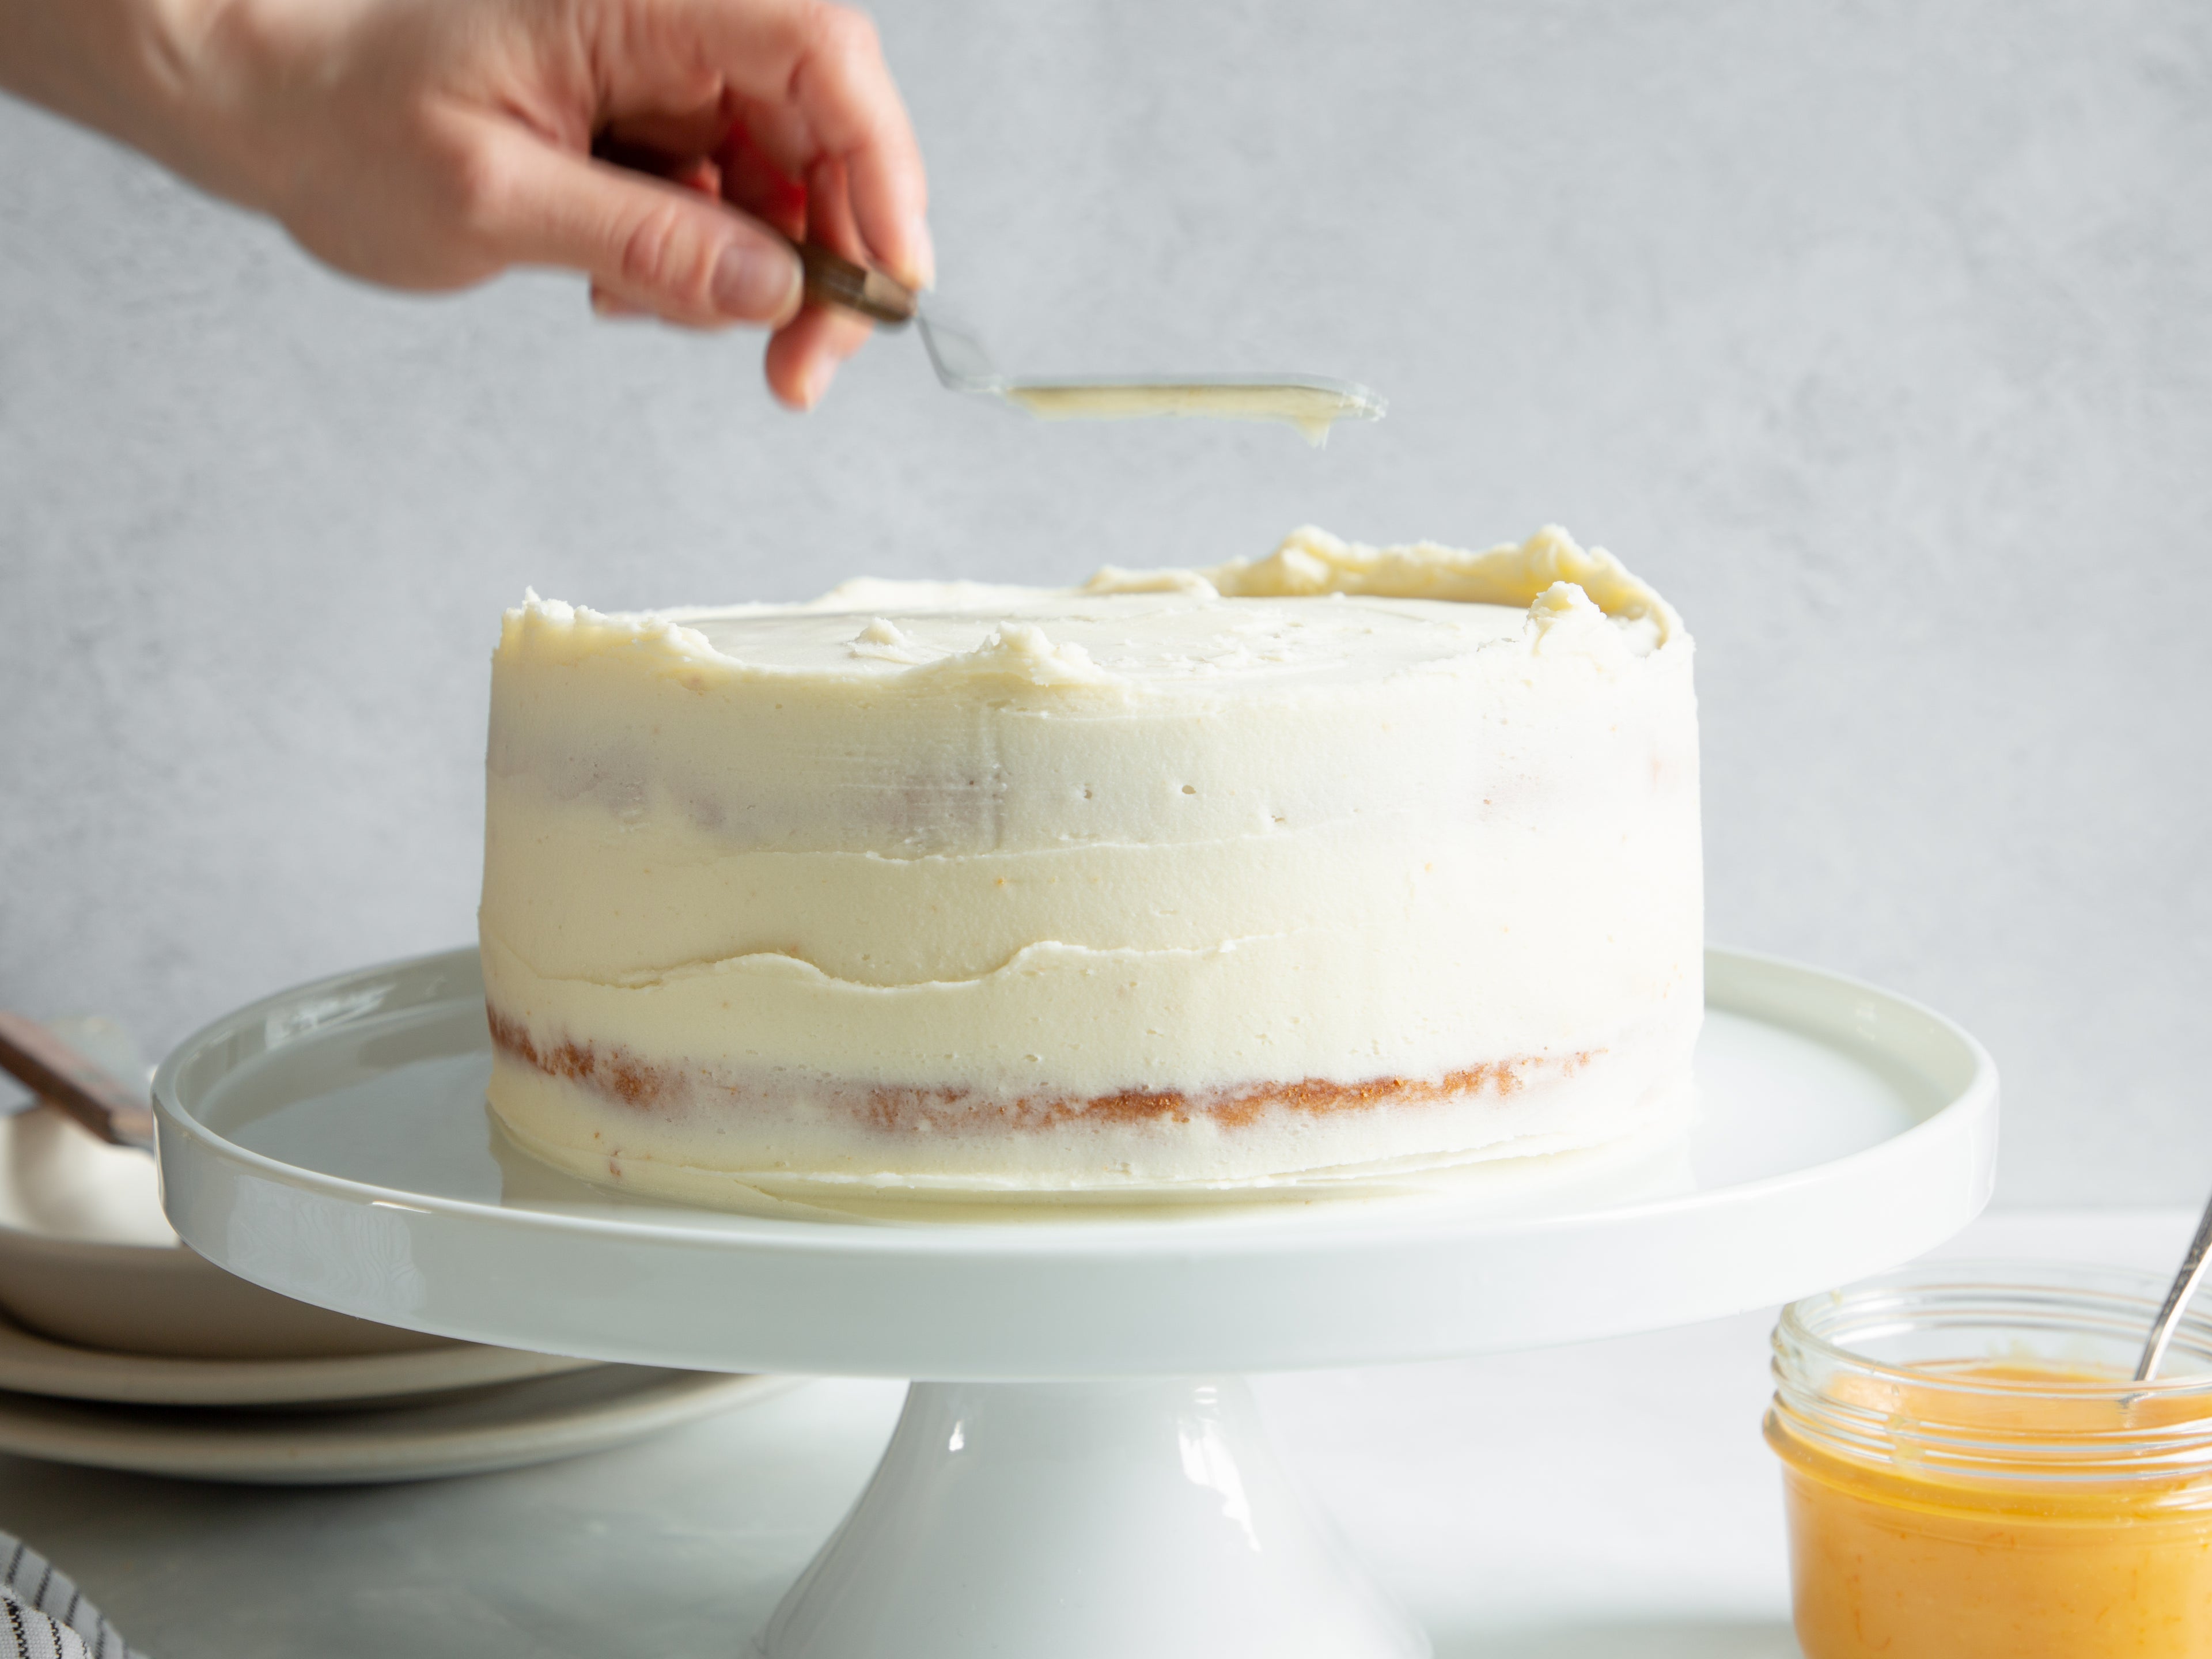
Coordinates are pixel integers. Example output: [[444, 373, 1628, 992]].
[[1766, 1263, 2212, 1659]]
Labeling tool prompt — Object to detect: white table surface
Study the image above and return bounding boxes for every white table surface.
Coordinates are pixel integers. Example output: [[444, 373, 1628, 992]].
[[1, 1208, 2194, 1659]]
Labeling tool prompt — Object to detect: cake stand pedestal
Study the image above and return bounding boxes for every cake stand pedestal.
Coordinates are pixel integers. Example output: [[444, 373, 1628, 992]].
[[763, 1377, 1423, 1658], [153, 946, 1995, 1659]]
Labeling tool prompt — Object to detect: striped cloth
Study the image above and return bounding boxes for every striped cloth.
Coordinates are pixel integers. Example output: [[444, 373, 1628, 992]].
[[0, 1534, 142, 1659]]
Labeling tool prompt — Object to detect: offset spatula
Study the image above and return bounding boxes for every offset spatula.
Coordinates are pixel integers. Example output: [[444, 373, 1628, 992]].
[[799, 243, 1385, 444]]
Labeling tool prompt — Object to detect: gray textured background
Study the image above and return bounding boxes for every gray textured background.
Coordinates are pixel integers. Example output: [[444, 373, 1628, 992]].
[[2, 1, 2207, 1203]]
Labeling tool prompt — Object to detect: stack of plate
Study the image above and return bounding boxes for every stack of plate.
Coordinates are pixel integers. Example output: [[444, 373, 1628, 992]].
[[0, 1312, 789, 1484], [0, 1045, 789, 1485]]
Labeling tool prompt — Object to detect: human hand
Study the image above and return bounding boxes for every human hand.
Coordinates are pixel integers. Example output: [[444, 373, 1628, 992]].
[[1, 0, 931, 408]]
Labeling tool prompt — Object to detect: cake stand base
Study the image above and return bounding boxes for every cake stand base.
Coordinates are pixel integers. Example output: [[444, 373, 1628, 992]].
[[759, 1377, 1425, 1659]]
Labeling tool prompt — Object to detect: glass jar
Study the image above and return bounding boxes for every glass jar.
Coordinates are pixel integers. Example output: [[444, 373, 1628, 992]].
[[1766, 1260, 2212, 1659]]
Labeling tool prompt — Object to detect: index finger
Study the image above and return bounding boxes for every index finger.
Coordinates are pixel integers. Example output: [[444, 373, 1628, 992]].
[[667, 0, 931, 287]]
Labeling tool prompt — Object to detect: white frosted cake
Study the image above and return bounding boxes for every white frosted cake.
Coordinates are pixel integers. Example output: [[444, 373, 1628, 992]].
[[479, 527, 1702, 1203]]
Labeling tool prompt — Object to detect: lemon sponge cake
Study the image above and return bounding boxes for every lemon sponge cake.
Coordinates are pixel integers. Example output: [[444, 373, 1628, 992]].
[[479, 526, 1702, 1202]]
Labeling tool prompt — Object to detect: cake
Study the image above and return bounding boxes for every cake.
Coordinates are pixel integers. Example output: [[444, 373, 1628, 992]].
[[479, 526, 1702, 1203]]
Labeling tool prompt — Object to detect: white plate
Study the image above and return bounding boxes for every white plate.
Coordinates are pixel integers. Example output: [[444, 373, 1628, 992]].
[[0, 1307, 597, 1407], [0, 1365, 798, 1484], [1, 1065, 454, 1361]]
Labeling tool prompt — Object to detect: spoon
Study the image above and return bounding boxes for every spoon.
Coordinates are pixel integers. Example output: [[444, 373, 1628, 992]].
[[2134, 1187, 2212, 1383], [798, 244, 1387, 446]]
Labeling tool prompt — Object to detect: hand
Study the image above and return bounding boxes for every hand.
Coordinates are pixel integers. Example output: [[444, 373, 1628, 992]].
[[0, 0, 932, 408]]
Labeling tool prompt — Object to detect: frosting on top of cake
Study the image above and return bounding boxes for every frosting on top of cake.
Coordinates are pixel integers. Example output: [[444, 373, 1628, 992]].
[[676, 593, 1533, 689], [495, 525, 1679, 694]]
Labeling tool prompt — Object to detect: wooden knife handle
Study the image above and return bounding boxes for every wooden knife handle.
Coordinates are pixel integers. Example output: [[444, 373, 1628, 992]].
[[0, 1010, 157, 1150]]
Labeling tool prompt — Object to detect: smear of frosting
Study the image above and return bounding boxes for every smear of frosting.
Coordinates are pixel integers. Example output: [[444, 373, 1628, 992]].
[[843, 616, 1112, 683], [907, 623, 1113, 687], [846, 618, 941, 666], [1004, 382, 1380, 447]]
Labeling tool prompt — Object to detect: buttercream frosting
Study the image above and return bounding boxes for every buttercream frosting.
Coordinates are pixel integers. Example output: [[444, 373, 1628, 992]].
[[479, 525, 1703, 1202]]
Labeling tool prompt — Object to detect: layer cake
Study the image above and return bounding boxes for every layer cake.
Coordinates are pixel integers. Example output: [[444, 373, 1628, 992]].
[[480, 526, 1703, 1202]]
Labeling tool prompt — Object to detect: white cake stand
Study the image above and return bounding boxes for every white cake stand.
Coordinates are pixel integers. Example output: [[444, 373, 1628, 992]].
[[153, 946, 1994, 1659]]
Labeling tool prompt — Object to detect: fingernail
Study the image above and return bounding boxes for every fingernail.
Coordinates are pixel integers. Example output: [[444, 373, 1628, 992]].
[[713, 242, 801, 321], [911, 221, 937, 291]]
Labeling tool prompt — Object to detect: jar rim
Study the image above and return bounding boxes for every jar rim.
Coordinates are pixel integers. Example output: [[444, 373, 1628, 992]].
[[1770, 1259, 2212, 1487], [1778, 1257, 2212, 1399]]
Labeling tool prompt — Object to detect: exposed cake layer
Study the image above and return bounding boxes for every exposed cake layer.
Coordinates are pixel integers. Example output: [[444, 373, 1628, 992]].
[[480, 525, 1703, 1200], [482, 1003, 1699, 1198]]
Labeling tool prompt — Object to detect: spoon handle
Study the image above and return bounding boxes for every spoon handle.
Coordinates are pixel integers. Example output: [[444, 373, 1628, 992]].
[[0, 1011, 156, 1150], [2135, 1188, 2212, 1382]]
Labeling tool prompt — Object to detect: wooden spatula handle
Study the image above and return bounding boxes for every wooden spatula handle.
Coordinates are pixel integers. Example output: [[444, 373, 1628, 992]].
[[796, 240, 918, 326]]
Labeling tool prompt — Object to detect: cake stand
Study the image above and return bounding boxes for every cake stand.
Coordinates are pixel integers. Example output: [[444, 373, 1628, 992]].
[[153, 946, 1994, 1659]]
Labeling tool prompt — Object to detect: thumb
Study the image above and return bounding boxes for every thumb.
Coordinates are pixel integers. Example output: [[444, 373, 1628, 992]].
[[467, 123, 802, 327]]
